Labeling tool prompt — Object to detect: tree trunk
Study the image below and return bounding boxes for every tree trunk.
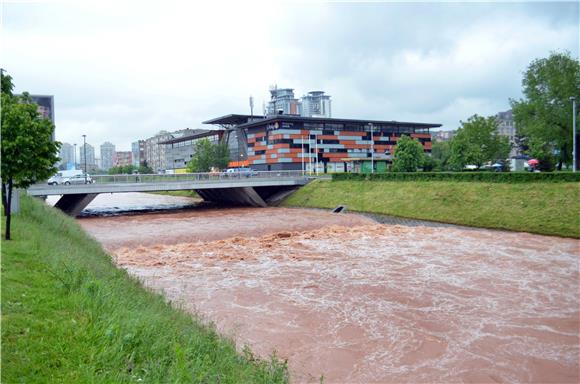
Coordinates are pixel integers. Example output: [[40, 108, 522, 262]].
[[557, 160, 563, 171], [5, 178, 12, 240], [1, 182, 7, 216]]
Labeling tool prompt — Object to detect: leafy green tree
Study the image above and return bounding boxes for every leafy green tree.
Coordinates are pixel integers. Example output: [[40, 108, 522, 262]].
[[213, 142, 231, 170], [138, 164, 153, 174], [187, 139, 230, 172], [511, 52, 580, 170], [526, 137, 556, 171], [430, 141, 452, 171], [449, 115, 511, 170], [1, 72, 60, 240], [392, 135, 425, 172]]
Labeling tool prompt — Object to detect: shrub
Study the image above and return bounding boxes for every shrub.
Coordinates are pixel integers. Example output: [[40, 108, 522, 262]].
[[332, 172, 580, 183]]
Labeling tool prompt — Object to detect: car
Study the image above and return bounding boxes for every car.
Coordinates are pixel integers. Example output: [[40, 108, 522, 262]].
[[222, 168, 257, 178], [47, 175, 65, 185], [62, 174, 95, 185]]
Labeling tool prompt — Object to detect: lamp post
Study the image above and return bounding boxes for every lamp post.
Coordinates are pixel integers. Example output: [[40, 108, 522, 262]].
[[82, 134, 87, 183], [314, 133, 319, 176], [570, 97, 577, 173], [368, 123, 375, 173], [301, 135, 305, 176], [73, 143, 77, 169]]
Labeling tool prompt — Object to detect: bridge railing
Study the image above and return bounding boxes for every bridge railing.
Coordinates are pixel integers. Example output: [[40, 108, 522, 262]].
[[91, 170, 307, 184]]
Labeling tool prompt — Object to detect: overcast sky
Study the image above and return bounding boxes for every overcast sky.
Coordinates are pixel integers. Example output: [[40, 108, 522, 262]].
[[2, 1, 578, 151]]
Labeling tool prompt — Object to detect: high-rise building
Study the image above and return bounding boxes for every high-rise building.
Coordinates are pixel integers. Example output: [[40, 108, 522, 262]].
[[16, 94, 55, 140], [58, 142, 75, 170], [115, 151, 133, 167], [496, 110, 518, 157], [144, 131, 174, 172], [79, 143, 96, 172], [301, 91, 332, 118], [131, 140, 145, 167], [266, 87, 301, 116], [100, 142, 116, 171]]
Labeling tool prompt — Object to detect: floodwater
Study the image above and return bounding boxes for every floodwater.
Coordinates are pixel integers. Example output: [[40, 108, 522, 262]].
[[74, 193, 580, 383]]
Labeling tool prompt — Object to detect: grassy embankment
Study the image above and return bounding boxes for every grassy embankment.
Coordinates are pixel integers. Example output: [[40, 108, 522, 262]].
[[282, 179, 580, 238], [1, 195, 287, 383]]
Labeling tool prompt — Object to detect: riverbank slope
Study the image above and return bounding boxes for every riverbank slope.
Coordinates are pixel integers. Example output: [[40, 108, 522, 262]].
[[1, 195, 287, 383], [282, 179, 580, 238]]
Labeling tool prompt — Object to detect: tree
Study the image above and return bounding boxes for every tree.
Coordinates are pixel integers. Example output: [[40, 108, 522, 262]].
[[449, 115, 511, 170], [392, 135, 425, 172], [187, 138, 230, 172], [1, 72, 60, 240], [511, 52, 580, 170], [138, 164, 153, 174], [430, 141, 452, 171]]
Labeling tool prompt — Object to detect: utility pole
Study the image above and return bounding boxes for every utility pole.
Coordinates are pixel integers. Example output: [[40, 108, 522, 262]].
[[82, 134, 87, 183], [571, 97, 577, 172]]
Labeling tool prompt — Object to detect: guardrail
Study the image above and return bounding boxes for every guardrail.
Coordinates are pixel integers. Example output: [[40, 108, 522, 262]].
[[90, 170, 307, 184]]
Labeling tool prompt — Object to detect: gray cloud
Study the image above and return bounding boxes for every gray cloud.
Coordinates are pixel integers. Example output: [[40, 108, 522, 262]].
[[3, 1, 578, 150]]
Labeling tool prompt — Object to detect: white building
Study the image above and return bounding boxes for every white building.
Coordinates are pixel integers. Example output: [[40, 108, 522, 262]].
[[100, 141, 116, 171], [301, 91, 332, 118], [79, 143, 96, 172], [58, 142, 75, 169]]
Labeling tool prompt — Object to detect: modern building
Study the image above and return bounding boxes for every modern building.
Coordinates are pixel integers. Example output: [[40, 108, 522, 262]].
[[266, 87, 301, 116], [131, 140, 146, 167], [79, 143, 97, 172], [58, 142, 75, 170], [163, 129, 222, 172], [114, 151, 133, 167], [301, 91, 331, 118], [204, 114, 440, 173], [100, 142, 116, 171]]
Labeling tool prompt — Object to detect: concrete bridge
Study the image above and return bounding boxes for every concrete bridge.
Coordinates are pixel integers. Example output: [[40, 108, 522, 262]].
[[27, 171, 310, 216]]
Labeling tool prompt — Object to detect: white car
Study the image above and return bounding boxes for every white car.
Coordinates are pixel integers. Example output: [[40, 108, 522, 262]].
[[47, 175, 65, 185], [62, 174, 95, 185]]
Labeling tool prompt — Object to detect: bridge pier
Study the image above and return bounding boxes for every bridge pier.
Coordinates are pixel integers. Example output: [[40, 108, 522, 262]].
[[54, 193, 98, 217], [195, 187, 267, 207]]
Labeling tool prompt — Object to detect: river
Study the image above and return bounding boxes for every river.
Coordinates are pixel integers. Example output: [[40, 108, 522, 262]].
[[51, 193, 580, 383]]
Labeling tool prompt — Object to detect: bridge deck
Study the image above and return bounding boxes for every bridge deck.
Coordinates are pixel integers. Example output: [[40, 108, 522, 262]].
[[28, 171, 309, 196]]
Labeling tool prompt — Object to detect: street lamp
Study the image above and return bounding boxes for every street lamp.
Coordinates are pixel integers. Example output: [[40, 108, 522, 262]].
[[570, 97, 576, 173], [73, 143, 77, 169], [82, 134, 87, 183], [368, 123, 375, 173]]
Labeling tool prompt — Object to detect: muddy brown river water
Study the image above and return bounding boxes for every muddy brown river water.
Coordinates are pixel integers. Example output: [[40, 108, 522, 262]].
[[71, 193, 579, 383]]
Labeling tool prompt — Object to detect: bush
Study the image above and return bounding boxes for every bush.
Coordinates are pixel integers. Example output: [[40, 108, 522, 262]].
[[332, 172, 580, 183]]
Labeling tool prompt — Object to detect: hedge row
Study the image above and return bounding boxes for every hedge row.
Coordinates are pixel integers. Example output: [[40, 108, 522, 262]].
[[331, 172, 580, 183]]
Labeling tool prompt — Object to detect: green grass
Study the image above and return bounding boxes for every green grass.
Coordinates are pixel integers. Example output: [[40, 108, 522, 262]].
[[1, 195, 288, 383], [283, 179, 580, 238]]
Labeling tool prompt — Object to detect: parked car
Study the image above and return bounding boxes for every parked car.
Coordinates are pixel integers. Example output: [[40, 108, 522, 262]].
[[222, 168, 257, 178], [62, 174, 95, 185]]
